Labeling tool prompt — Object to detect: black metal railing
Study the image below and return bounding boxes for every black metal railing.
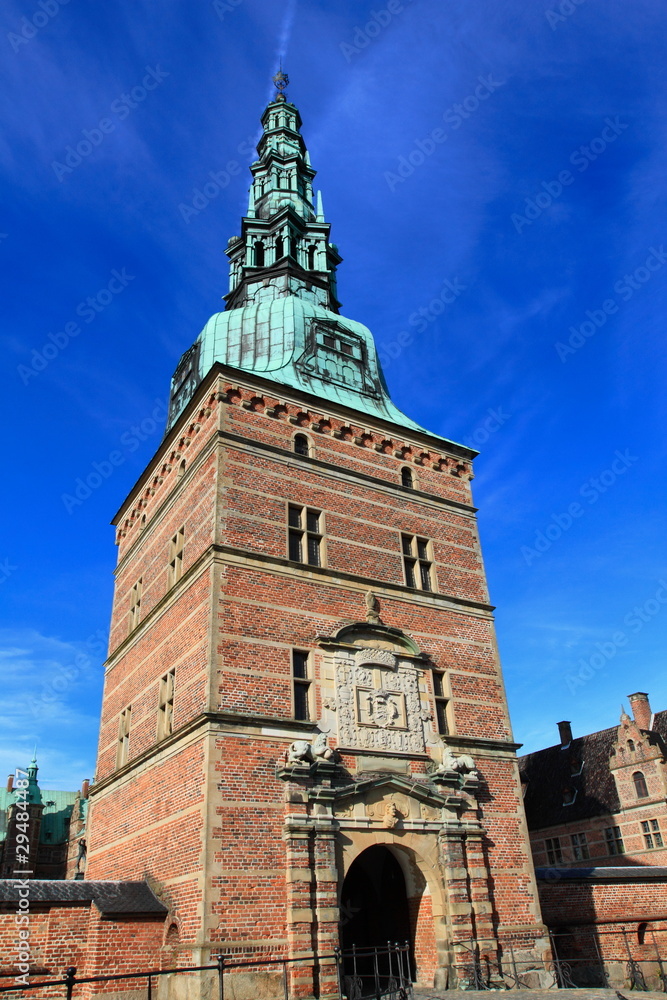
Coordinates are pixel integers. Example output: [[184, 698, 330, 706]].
[[0, 942, 413, 1000]]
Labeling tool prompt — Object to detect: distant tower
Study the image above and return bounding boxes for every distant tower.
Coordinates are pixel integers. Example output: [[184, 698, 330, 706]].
[[87, 80, 548, 993]]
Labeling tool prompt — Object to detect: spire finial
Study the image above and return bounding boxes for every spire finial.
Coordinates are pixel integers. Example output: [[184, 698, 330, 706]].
[[272, 66, 289, 101]]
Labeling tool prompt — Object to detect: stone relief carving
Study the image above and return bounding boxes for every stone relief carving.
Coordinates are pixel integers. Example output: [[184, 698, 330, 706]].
[[285, 734, 340, 765], [382, 801, 401, 828], [335, 649, 426, 754], [434, 748, 478, 778]]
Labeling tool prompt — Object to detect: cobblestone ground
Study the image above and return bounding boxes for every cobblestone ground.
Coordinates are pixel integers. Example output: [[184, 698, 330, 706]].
[[414, 991, 667, 1000]]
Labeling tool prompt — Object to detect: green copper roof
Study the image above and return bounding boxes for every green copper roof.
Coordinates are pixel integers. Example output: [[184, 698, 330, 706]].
[[166, 86, 465, 452], [197, 296, 431, 431], [0, 762, 78, 846]]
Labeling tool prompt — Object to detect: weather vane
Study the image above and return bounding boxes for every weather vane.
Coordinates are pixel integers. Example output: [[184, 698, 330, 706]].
[[272, 67, 289, 99]]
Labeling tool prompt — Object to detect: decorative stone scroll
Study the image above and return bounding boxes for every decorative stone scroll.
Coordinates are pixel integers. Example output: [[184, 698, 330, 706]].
[[335, 647, 426, 754]]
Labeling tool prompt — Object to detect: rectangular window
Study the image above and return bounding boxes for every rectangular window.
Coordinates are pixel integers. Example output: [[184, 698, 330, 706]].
[[604, 825, 625, 855], [116, 706, 132, 769], [129, 578, 142, 632], [545, 837, 563, 865], [292, 649, 311, 721], [641, 819, 663, 849], [168, 527, 185, 589], [288, 506, 322, 567], [157, 669, 175, 741], [432, 670, 449, 735], [401, 534, 433, 591], [571, 832, 590, 860]]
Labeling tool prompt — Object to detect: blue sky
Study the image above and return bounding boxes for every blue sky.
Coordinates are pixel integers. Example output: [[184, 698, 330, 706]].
[[1, 0, 666, 788]]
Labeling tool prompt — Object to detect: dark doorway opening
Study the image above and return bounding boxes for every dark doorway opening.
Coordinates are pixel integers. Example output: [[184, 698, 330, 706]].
[[340, 845, 415, 983]]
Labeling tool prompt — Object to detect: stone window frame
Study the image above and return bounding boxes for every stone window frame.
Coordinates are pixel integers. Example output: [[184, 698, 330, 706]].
[[401, 533, 435, 592], [545, 836, 563, 865], [116, 705, 132, 769], [292, 432, 312, 458], [633, 770, 649, 799], [157, 669, 175, 741], [570, 831, 590, 860], [287, 504, 324, 567], [401, 466, 415, 489], [604, 825, 625, 855], [168, 526, 185, 590], [431, 669, 449, 735], [128, 577, 142, 633], [291, 649, 312, 721], [641, 818, 663, 850]]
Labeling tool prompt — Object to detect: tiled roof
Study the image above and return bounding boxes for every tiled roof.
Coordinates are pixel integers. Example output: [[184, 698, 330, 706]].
[[519, 710, 667, 830], [0, 880, 167, 916], [535, 866, 667, 881]]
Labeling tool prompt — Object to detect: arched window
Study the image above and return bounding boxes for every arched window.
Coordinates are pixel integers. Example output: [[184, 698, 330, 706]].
[[633, 771, 649, 798], [253, 241, 264, 267], [290, 236, 298, 260], [293, 434, 310, 457], [177, 459, 186, 480], [628, 739, 635, 752], [401, 467, 413, 488], [307, 244, 316, 269], [275, 236, 284, 260], [638, 923, 648, 945]]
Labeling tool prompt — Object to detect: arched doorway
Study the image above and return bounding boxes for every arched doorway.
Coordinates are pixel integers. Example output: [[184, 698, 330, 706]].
[[340, 845, 415, 980]]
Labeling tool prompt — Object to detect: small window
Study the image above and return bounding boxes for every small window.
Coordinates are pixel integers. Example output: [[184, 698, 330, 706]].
[[633, 771, 649, 798], [641, 819, 663, 849], [604, 825, 625, 855], [275, 235, 284, 260], [116, 706, 132, 769], [129, 578, 143, 633], [293, 434, 310, 457], [638, 923, 648, 945], [401, 534, 433, 591], [401, 467, 413, 488], [253, 240, 265, 267], [168, 527, 185, 589], [288, 505, 322, 567], [432, 671, 449, 735], [628, 739, 635, 752], [177, 459, 186, 480], [545, 837, 563, 865], [307, 244, 316, 269], [571, 832, 589, 860], [157, 670, 175, 741], [562, 786, 576, 805], [292, 650, 311, 721]]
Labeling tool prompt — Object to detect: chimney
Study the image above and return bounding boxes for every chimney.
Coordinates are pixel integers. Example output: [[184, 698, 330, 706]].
[[557, 721, 572, 748], [81, 779, 90, 799], [6, 774, 13, 793], [628, 692, 652, 730]]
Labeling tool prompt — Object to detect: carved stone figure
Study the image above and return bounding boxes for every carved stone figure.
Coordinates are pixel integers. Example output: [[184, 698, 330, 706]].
[[311, 733, 337, 761], [383, 801, 401, 829], [286, 740, 311, 764], [436, 748, 478, 778], [365, 590, 382, 624]]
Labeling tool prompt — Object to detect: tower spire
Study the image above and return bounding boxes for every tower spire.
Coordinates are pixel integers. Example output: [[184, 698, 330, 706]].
[[224, 85, 342, 312]]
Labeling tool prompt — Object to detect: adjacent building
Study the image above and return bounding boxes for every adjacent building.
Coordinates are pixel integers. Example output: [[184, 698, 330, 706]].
[[520, 692, 667, 989]]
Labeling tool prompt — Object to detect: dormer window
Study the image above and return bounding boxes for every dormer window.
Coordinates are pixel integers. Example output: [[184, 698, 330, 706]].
[[633, 771, 649, 799], [562, 786, 576, 805]]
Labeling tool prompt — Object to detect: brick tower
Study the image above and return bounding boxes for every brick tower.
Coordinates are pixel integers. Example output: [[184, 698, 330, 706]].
[[86, 76, 549, 994]]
